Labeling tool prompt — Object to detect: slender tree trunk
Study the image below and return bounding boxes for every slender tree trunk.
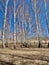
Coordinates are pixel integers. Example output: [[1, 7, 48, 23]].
[[19, 6, 24, 43], [44, 0, 49, 33], [2, 0, 9, 48], [14, 0, 16, 48], [10, 18, 11, 44], [34, 0, 39, 43], [22, 1, 26, 43], [44, 0, 48, 44], [9, 10, 12, 45]]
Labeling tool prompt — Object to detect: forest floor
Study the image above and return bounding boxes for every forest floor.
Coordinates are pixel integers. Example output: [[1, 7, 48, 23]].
[[0, 48, 49, 65]]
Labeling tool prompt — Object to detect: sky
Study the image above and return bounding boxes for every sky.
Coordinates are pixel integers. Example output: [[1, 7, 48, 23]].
[[0, 0, 49, 39]]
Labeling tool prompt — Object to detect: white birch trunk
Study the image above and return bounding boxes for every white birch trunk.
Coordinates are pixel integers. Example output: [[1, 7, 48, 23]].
[[10, 17, 11, 43], [34, 0, 39, 42], [2, 0, 9, 48], [44, 0, 49, 33], [14, 0, 16, 48], [44, 0, 48, 43], [19, 6, 23, 43], [22, 2, 26, 42]]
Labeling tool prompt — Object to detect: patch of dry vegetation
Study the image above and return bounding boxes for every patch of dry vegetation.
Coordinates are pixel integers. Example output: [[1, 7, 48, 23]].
[[0, 48, 49, 65]]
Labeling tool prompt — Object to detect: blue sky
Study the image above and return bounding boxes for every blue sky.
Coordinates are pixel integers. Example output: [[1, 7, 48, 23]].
[[0, 0, 49, 38]]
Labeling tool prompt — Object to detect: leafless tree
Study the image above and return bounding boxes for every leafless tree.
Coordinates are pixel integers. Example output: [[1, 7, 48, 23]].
[[2, 0, 9, 48], [44, 0, 49, 33], [33, 0, 40, 42], [13, 0, 16, 48]]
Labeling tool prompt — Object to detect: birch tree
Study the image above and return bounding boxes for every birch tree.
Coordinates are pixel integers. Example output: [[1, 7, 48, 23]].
[[44, 0, 49, 33], [14, 0, 16, 48], [19, 5, 24, 43], [2, 0, 9, 48], [22, 0, 29, 43], [33, 0, 40, 42]]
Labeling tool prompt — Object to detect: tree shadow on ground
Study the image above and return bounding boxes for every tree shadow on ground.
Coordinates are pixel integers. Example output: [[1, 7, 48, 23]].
[[0, 61, 15, 65]]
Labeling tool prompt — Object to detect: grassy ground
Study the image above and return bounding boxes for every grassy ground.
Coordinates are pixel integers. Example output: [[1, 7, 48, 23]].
[[0, 48, 49, 65]]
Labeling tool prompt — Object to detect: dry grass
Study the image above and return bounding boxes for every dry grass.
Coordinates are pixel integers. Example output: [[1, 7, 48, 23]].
[[0, 48, 49, 65]]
